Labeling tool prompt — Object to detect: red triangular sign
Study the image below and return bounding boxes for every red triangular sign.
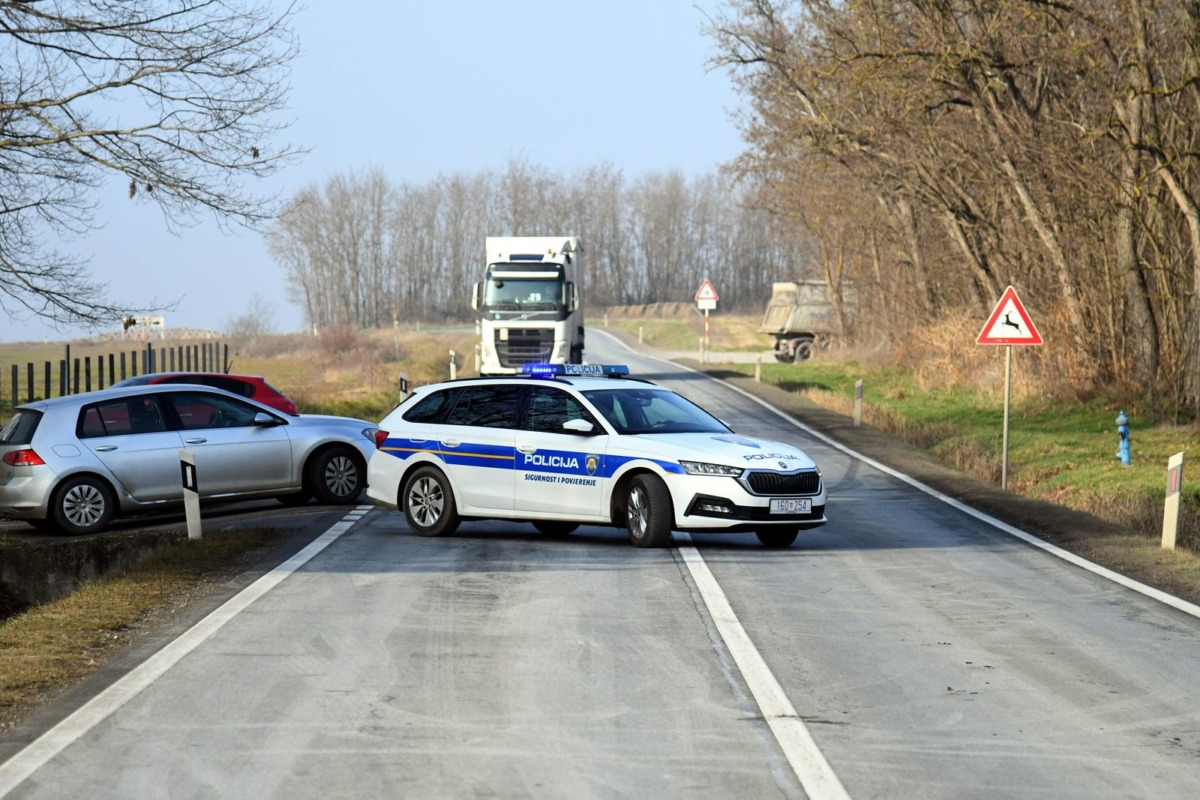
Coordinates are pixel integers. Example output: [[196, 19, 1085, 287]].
[[977, 286, 1043, 345], [695, 279, 719, 302]]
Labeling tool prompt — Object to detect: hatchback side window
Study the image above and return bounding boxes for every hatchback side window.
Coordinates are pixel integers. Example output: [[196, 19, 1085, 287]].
[[445, 386, 523, 428], [79, 397, 166, 437], [166, 391, 264, 430]]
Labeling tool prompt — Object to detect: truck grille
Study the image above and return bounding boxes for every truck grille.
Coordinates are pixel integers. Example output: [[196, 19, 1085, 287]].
[[744, 470, 821, 496], [496, 329, 554, 367]]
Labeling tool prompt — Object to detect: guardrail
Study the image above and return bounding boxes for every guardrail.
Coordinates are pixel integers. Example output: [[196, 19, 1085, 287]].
[[3, 341, 229, 409]]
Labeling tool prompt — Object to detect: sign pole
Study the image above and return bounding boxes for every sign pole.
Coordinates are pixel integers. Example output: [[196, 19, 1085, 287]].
[[1002, 345, 1011, 491], [704, 309, 710, 363]]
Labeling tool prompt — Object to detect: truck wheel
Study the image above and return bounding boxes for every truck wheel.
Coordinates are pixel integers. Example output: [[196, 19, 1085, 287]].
[[402, 466, 460, 536], [625, 474, 673, 548], [570, 345, 583, 365], [795, 338, 815, 361]]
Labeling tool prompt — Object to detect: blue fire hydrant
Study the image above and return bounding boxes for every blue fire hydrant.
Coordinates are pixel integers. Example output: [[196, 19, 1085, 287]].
[[1116, 410, 1130, 466]]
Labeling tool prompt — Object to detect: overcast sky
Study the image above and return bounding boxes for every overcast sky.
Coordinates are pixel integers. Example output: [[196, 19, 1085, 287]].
[[3, 1, 745, 343]]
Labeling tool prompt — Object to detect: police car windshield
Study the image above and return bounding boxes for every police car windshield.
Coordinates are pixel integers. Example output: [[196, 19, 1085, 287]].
[[581, 388, 729, 435]]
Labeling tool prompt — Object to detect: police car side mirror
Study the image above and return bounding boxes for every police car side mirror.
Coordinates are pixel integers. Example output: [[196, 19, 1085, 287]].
[[562, 419, 595, 435]]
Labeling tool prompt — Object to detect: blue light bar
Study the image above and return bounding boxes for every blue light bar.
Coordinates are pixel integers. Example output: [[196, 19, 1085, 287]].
[[521, 364, 563, 378], [519, 364, 630, 378]]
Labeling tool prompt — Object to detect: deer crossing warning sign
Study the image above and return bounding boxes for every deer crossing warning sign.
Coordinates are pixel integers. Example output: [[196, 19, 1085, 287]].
[[977, 286, 1043, 346]]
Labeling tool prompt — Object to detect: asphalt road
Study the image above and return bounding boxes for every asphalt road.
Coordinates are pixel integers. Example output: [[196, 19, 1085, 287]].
[[2, 333, 1199, 798]]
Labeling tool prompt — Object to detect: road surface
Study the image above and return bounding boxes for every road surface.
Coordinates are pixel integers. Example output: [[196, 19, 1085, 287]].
[[2, 332, 1198, 798]]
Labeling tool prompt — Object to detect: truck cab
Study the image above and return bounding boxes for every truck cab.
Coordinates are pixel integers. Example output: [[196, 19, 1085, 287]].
[[473, 236, 584, 375]]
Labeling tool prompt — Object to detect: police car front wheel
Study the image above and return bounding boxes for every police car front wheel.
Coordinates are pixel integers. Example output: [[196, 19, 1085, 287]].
[[626, 474, 673, 548], [403, 466, 460, 537]]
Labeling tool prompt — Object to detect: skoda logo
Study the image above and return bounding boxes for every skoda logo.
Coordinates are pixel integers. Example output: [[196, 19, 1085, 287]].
[[586, 454, 599, 476], [778, 461, 789, 470]]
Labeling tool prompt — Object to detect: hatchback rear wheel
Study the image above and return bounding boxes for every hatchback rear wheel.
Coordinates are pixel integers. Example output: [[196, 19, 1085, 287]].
[[51, 475, 115, 535]]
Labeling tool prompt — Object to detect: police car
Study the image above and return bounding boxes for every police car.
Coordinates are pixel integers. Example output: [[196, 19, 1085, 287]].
[[366, 364, 826, 548]]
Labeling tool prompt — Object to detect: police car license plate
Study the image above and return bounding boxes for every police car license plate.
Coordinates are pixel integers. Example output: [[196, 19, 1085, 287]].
[[770, 498, 811, 514]]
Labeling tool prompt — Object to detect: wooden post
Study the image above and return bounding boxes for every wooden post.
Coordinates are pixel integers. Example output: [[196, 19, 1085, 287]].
[[854, 380, 863, 427], [755, 354, 762, 383]]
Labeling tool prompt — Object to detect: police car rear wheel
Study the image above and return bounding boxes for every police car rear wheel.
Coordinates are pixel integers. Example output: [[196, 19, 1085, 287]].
[[533, 521, 579, 536], [626, 474, 672, 548], [757, 527, 799, 548], [403, 466, 460, 536]]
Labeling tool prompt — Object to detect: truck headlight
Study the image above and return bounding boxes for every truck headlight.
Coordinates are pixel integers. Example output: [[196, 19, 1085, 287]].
[[679, 461, 744, 477]]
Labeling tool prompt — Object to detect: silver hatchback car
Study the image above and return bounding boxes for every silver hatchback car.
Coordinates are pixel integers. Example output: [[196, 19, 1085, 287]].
[[0, 384, 377, 535]]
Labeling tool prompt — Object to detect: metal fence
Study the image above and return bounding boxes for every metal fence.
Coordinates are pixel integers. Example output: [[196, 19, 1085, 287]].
[[3, 341, 229, 410]]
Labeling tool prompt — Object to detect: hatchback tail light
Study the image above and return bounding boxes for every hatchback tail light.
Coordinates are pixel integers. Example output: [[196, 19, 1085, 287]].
[[3, 448, 45, 467], [373, 430, 390, 448]]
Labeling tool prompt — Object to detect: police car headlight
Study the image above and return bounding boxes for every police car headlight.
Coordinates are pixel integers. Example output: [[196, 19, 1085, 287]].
[[679, 461, 744, 477]]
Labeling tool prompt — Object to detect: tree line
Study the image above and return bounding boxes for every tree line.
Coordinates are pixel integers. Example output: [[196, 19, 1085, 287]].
[[708, 0, 1200, 406], [265, 161, 811, 329]]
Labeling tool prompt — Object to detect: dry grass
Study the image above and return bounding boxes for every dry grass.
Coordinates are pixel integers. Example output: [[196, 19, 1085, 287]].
[[0, 528, 291, 735]]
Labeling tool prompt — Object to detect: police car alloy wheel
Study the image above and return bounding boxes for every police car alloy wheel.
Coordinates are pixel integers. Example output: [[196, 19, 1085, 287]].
[[757, 527, 799, 548], [403, 466, 460, 536], [626, 473, 672, 548]]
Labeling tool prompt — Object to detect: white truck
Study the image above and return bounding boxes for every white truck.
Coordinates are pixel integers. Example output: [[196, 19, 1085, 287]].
[[473, 236, 584, 375]]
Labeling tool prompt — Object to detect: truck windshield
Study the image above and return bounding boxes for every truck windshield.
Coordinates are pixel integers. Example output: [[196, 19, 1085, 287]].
[[484, 278, 564, 310]]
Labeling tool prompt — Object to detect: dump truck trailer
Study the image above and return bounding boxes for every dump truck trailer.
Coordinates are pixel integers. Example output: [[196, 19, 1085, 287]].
[[759, 281, 838, 362]]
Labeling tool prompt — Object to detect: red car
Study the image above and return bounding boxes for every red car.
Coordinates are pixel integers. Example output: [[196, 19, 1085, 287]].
[[111, 373, 300, 416]]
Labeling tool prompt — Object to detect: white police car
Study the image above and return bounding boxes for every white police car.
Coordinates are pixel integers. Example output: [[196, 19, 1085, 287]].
[[366, 364, 826, 547]]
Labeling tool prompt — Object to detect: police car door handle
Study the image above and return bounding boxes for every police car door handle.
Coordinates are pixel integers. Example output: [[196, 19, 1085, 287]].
[[517, 445, 537, 454], [442, 438, 461, 448], [184, 437, 208, 445], [95, 445, 118, 452]]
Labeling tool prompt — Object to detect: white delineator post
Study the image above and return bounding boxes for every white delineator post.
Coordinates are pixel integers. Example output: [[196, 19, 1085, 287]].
[[180, 449, 202, 541], [1162, 452, 1185, 550]]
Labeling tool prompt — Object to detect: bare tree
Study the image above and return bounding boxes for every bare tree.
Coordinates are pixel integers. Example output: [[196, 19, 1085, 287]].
[[225, 291, 276, 338], [0, 0, 301, 328]]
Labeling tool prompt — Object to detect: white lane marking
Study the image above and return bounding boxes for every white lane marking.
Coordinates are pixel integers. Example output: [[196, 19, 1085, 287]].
[[594, 332, 850, 795], [596, 328, 1200, 619], [677, 533, 851, 800], [0, 506, 372, 797]]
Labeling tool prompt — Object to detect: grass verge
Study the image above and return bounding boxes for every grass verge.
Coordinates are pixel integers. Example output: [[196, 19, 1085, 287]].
[[0, 527, 293, 736]]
